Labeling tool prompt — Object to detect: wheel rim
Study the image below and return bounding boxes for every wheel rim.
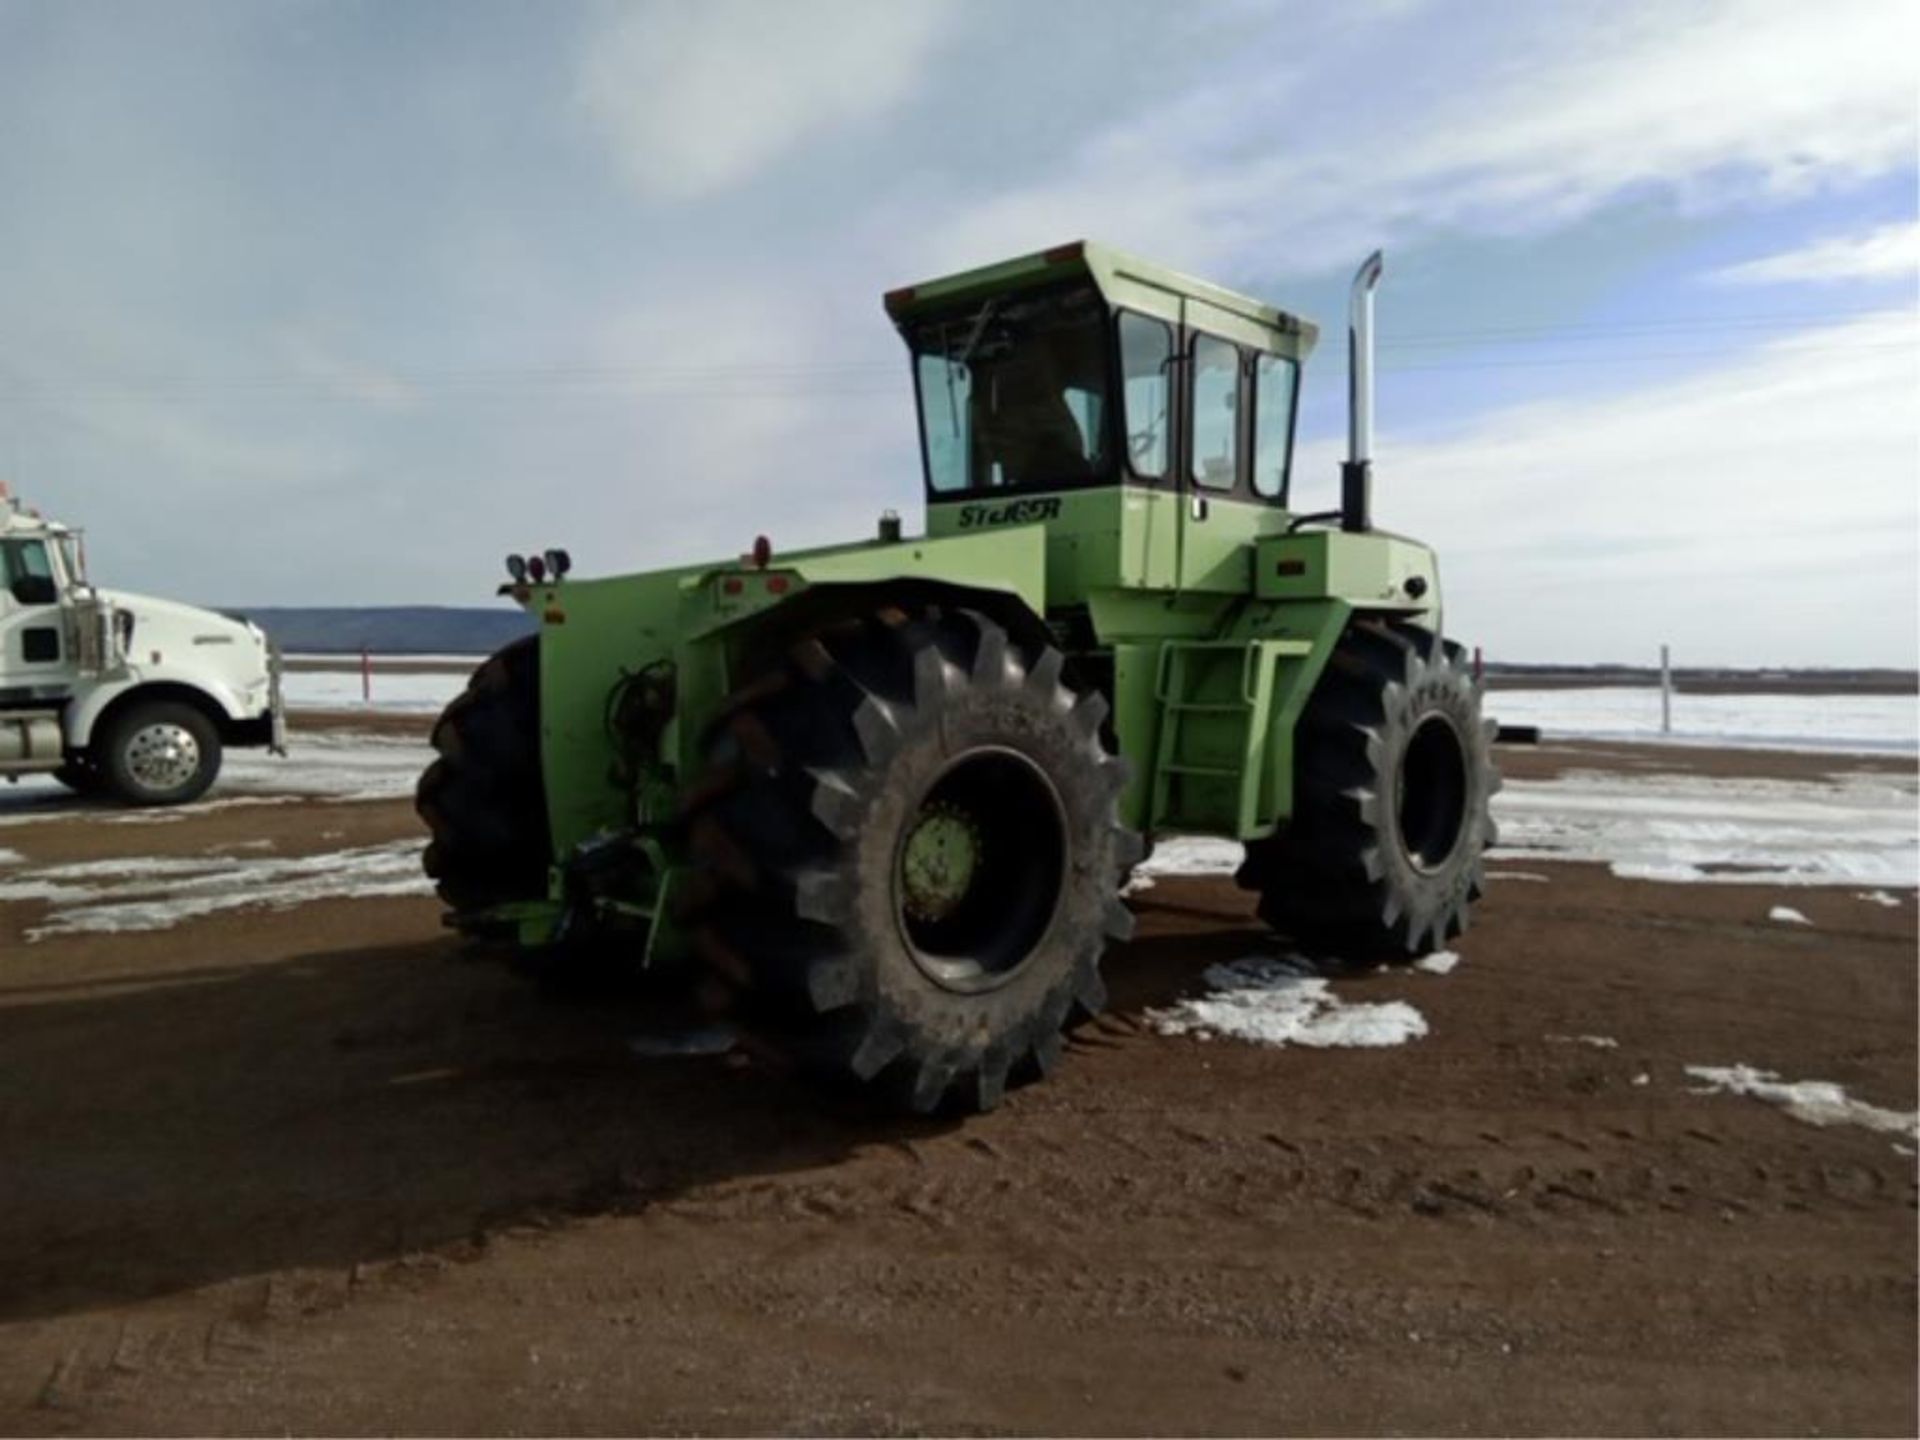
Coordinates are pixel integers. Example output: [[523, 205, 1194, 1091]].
[[124, 722, 202, 793], [894, 747, 1068, 994], [1396, 713, 1468, 872], [900, 801, 984, 923]]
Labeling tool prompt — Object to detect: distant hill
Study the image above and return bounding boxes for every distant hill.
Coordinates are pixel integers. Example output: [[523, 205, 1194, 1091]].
[[235, 606, 536, 655]]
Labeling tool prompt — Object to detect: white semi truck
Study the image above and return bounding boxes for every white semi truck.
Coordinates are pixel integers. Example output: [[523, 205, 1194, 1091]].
[[0, 485, 284, 805]]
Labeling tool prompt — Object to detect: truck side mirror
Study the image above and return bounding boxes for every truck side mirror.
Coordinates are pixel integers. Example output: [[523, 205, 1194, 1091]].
[[11, 575, 56, 606]]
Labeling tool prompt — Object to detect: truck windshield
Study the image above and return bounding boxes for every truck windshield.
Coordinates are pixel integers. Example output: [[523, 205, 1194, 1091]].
[[1, 538, 56, 605], [911, 284, 1110, 494]]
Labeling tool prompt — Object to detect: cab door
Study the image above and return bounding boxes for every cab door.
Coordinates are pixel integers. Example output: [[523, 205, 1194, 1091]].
[[1176, 330, 1248, 591], [0, 537, 68, 683]]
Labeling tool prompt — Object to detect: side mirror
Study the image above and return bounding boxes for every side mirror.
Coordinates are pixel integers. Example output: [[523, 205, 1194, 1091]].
[[11, 575, 56, 606]]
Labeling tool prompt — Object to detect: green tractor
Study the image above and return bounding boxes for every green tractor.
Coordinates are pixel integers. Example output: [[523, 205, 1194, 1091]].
[[417, 241, 1498, 1113]]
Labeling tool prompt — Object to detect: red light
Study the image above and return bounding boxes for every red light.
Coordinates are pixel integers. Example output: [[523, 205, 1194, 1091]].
[[1043, 241, 1084, 264], [766, 575, 789, 595], [751, 535, 772, 569], [884, 285, 916, 309], [721, 577, 744, 595], [527, 555, 547, 583]]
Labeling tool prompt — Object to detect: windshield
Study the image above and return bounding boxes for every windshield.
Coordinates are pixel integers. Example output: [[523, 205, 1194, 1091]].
[[911, 284, 1110, 494], [0, 537, 57, 606]]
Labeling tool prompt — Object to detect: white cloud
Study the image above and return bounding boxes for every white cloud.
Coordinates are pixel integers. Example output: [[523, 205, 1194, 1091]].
[[577, 0, 955, 201], [1713, 220, 1920, 286], [926, 0, 1920, 276], [1343, 309, 1920, 665], [568, 277, 916, 565]]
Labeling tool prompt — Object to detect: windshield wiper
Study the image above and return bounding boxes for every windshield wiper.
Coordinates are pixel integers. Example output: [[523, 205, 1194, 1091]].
[[957, 298, 999, 366]]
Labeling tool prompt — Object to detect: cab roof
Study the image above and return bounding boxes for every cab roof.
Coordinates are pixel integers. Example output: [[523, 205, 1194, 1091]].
[[883, 240, 1317, 360], [0, 490, 66, 537]]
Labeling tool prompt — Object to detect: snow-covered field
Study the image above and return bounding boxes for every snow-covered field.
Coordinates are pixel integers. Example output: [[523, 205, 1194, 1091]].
[[277, 661, 1918, 758], [1128, 764, 1920, 892], [1489, 686, 1916, 754], [1492, 766, 1918, 887], [282, 669, 468, 713]]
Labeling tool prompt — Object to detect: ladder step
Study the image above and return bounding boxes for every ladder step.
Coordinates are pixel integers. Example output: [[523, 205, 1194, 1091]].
[[1163, 701, 1254, 715], [1160, 762, 1244, 777]]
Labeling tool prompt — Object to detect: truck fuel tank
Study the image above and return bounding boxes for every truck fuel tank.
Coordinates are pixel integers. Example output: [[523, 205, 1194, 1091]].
[[0, 711, 63, 771]]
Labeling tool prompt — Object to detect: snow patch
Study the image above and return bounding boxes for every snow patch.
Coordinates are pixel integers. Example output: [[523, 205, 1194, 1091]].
[[1148, 955, 1428, 1050], [1137, 836, 1244, 878], [1412, 950, 1460, 975], [1768, 905, 1811, 925], [0, 848, 22, 867], [1686, 1065, 1918, 1138], [1548, 1033, 1619, 1049], [0, 732, 430, 823], [1486, 870, 1551, 883], [1492, 769, 1918, 888], [1855, 889, 1904, 907], [0, 841, 431, 940]]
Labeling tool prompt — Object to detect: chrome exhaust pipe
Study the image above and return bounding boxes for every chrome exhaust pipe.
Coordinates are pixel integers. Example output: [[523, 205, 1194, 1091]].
[[1342, 249, 1384, 533]]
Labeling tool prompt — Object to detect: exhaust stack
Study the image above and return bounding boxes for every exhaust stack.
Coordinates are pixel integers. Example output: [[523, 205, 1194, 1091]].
[[1341, 250, 1384, 533]]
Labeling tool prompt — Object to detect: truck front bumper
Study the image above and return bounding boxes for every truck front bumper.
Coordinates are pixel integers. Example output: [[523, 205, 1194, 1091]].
[[267, 642, 287, 755]]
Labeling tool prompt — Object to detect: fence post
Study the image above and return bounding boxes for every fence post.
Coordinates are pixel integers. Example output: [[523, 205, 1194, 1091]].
[[1659, 644, 1672, 735], [361, 646, 372, 705]]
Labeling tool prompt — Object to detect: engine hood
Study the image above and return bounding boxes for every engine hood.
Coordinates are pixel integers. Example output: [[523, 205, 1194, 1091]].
[[95, 589, 260, 642]]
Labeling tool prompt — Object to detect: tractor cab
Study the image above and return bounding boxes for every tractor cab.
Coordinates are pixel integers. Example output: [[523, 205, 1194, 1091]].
[[886, 241, 1318, 581]]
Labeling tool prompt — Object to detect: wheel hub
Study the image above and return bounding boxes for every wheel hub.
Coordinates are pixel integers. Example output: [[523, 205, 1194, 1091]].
[[899, 800, 983, 923], [1396, 713, 1469, 872], [125, 723, 201, 793]]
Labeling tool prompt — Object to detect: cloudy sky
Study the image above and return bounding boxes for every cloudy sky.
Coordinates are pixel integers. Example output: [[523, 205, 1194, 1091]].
[[0, 0, 1914, 665]]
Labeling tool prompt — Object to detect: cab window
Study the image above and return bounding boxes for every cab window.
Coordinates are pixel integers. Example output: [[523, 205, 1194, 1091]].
[[910, 284, 1111, 493], [1, 539, 57, 606], [1117, 311, 1172, 479], [1189, 335, 1241, 491], [1251, 354, 1300, 500]]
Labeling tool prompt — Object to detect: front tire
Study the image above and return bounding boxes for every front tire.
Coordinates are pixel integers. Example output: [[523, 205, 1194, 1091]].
[[98, 701, 222, 806], [1237, 619, 1498, 960], [683, 607, 1139, 1114]]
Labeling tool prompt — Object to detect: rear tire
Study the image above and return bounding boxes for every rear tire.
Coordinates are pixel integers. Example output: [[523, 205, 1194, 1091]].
[[98, 701, 222, 806], [1237, 619, 1498, 960], [416, 637, 551, 927], [682, 607, 1139, 1114]]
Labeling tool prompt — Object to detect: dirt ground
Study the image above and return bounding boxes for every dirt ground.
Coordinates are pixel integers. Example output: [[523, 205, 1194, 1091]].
[[0, 735, 1913, 1436]]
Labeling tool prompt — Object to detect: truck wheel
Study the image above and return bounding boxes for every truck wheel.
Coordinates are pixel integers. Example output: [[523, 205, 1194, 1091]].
[[416, 637, 551, 925], [684, 608, 1140, 1114], [1237, 619, 1498, 960], [99, 701, 222, 806]]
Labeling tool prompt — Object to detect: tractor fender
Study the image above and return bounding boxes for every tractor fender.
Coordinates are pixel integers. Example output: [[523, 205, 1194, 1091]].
[[712, 577, 1056, 679]]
